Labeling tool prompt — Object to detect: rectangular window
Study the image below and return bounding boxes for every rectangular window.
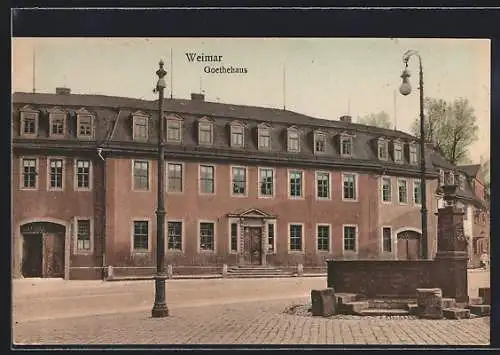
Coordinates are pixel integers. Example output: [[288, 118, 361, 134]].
[[343, 173, 356, 200], [230, 223, 238, 252], [200, 222, 215, 251], [133, 116, 148, 140], [77, 219, 91, 251], [22, 158, 37, 189], [382, 227, 392, 253], [76, 160, 90, 189], [199, 122, 213, 145], [448, 172, 455, 185], [49, 159, 63, 189], [167, 119, 181, 142], [258, 126, 271, 150], [232, 167, 246, 195], [409, 145, 418, 165], [317, 225, 330, 252], [259, 168, 274, 197], [439, 169, 445, 186], [287, 130, 299, 152], [343, 226, 357, 252], [50, 114, 65, 136], [289, 224, 303, 252], [133, 221, 149, 251], [382, 177, 392, 202], [167, 221, 182, 251], [200, 165, 215, 194], [398, 179, 408, 203], [22, 112, 37, 135], [133, 160, 149, 190], [316, 172, 330, 199], [414, 180, 422, 204], [315, 132, 326, 153], [378, 141, 388, 160], [289, 170, 303, 198], [268, 223, 275, 252], [341, 136, 352, 156], [231, 125, 244, 147], [459, 175, 465, 190], [78, 115, 93, 137], [167, 163, 183, 193], [394, 144, 403, 162]]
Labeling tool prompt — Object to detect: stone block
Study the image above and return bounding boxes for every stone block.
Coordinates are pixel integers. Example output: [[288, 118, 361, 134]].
[[342, 301, 369, 315], [416, 288, 443, 319], [443, 308, 470, 319], [468, 296, 483, 306], [478, 288, 491, 305], [336, 293, 358, 305], [310, 288, 336, 317], [442, 298, 456, 309], [469, 304, 491, 316], [406, 303, 418, 315]]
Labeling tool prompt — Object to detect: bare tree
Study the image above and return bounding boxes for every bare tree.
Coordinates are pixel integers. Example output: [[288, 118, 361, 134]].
[[357, 111, 392, 129]]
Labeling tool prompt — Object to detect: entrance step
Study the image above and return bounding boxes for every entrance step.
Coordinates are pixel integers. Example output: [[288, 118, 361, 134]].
[[367, 298, 417, 310], [357, 309, 410, 317], [341, 301, 370, 315], [443, 308, 471, 319], [226, 265, 294, 278]]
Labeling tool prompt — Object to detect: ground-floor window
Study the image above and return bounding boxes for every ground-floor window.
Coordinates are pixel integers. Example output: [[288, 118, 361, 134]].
[[230, 222, 238, 252], [200, 222, 215, 251], [289, 224, 303, 251], [317, 225, 330, 251], [167, 221, 182, 251], [382, 227, 392, 252], [133, 221, 149, 251], [76, 219, 91, 251], [343, 225, 357, 252], [268, 223, 275, 252]]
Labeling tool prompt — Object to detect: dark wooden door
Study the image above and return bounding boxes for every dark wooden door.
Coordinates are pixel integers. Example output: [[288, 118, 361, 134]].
[[43, 233, 65, 278], [397, 232, 421, 260], [22, 234, 43, 278], [244, 227, 262, 265]]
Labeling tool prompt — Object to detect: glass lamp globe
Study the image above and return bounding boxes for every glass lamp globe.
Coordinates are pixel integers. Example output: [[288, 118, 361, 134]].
[[399, 81, 412, 96]]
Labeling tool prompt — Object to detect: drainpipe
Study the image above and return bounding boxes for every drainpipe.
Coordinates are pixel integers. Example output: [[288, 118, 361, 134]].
[[97, 148, 107, 278]]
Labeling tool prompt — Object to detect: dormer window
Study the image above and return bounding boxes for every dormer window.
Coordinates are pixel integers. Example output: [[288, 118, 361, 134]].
[[393, 142, 403, 163], [314, 130, 326, 154], [257, 124, 271, 150], [48, 108, 66, 137], [287, 127, 300, 153], [230, 122, 244, 148], [439, 169, 445, 186], [198, 118, 213, 145], [20, 106, 39, 136], [447, 171, 455, 185], [377, 139, 389, 160], [132, 111, 149, 141], [458, 174, 466, 190], [166, 115, 182, 143], [76, 108, 94, 139], [409, 144, 418, 165], [340, 134, 353, 157]]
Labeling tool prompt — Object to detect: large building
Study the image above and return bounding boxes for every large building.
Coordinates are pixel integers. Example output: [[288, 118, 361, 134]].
[[13, 88, 456, 280]]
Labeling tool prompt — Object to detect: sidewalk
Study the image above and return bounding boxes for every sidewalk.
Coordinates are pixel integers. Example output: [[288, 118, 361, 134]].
[[107, 273, 328, 282]]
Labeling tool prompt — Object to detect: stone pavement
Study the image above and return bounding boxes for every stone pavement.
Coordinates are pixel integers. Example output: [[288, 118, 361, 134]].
[[12, 272, 490, 346]]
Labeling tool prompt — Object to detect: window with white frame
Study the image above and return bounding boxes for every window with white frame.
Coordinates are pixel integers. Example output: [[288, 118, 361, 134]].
[[259, 168, 274, 197], [316, 171, 330, 199], [75, 159, 91, 189], [200, 222, 215, 251], [133, 220, 149, 251], [314, 131, 326, 153], [459, 174, 466, 190], [340, 135, 353, 156], [258, 125, 271, 150], [232, 166, 247, 195], [394, 143, 403, 162], [289, 224, 303, 251], [439, 169, 445, 186], [268, 222, 275, 252], [413, 179, 422, 204], [77, 114, 94, 138], [317, 225, 330, 252], [382, 177, 392, 202], [382, 227, 392, 253], [343, 173, 357, 200], [230, 123, 244, 147], [230, 222, 238, 252], [167, 163, 183, 193], [167, 221, 182, 251], [133, 115, 149, 141], [20, 109, 38, 136], [198, 120, 213, 145], [343, 225, 357, 252], [398, 179, 408, 203], [49, 158, 64, 190], [76, 219, 91, 251], [287, 128, 300, 152], [289, 170, 303, 198], [409, 145, 418, 165], [166, 118, 182, 142], [133, 160, 149, 190], [49, 112, 65, 136], [448, 171, 455, 185], [22, 158, 37, 189], [200, 165, 215, 194], [378, 139, 389, 160]]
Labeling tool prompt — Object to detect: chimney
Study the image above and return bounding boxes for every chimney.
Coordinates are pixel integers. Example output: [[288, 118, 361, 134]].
[[339, 115, 352, 123], [191, 93, 205, 101], [56, 87, 71, 95]]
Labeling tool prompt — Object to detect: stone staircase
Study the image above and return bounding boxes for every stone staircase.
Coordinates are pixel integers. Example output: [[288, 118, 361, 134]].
[[225, 265, 294, 278]]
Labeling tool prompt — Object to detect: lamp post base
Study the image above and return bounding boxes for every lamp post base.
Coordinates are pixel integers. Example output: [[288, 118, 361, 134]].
[[151, 304, 169, 318], [151, 274, 169, 318]]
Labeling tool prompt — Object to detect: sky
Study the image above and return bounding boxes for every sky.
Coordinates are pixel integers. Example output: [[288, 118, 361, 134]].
[[12, 37, 490, 163]]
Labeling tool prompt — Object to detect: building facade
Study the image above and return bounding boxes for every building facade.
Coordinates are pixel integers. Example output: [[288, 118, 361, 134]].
[[13, 89, 443, 280]]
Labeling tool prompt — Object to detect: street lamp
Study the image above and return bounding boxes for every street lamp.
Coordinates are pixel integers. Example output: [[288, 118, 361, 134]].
[[151, 60, 169, 318], [399, 49, 428, 260]]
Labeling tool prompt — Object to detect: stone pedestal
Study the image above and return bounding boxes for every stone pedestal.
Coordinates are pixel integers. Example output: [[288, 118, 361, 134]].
[[416, 288, 443, 319], [311, 288, 336, 316], [222, 264, 228, 277]]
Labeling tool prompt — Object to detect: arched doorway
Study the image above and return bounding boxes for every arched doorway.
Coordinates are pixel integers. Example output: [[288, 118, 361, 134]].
[[396, 230, 421, 260], [20, 221, 66, 278]]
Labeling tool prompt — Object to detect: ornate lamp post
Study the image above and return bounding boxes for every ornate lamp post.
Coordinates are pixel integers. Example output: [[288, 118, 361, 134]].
[[399, 49, 428, 260], [151, 60, 169, 317]]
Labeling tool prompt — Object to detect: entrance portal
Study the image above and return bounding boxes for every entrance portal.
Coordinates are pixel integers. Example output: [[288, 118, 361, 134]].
[[397, 230, 421, 260], [244, 227, 262, 265], [20, 222, 66, 278]]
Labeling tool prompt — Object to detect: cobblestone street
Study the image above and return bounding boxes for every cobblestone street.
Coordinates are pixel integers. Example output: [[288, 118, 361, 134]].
[[12, 272, 490, 346]]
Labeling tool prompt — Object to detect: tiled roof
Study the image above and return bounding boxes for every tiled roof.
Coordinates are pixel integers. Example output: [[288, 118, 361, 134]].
[[458, 164, 481, 178]]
